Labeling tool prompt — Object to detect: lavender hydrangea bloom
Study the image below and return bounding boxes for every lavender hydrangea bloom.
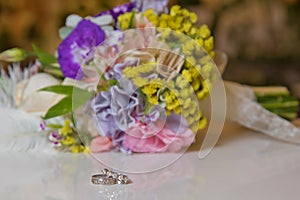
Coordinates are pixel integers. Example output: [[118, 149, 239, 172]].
[[93, 91, 116, 135], [92, 90, 126, 149], [58, 19, 105, 79], [98, 2, 136, 21], [110, 79, 139, 131], [92, 79, 140, 149], [131, 0, 169, 13]]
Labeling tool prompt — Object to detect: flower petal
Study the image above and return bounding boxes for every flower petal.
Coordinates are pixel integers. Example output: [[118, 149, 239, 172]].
[[90, 136, 113, 153], [58, 19, 105, 79]]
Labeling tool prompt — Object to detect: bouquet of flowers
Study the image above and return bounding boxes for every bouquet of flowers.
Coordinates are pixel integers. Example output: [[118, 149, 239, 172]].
[[0, 0, 300, 153], [1, 0, 298, 154], [41, 0, 217, 154], [52, 0, 217, 154]]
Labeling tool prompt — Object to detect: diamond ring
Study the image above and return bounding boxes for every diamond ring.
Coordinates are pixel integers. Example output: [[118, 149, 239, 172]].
[[91, 174, 117, 185], [91, 168, 131, 185]]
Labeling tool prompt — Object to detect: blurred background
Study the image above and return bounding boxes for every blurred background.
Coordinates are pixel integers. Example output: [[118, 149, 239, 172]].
[[0, 0, 299, 98]]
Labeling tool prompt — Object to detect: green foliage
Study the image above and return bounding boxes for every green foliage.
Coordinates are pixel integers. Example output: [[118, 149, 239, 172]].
[[39, 85, 74, 96], [32, 44, 57, 65], [255, 86, 299, 120], [43, 96, 73, 119], [40, 85, 93, 119]]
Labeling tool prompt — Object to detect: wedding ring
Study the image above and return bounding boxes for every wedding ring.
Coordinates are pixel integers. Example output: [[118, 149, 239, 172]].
[[91, 169, 131, 185], [91, 174, 117, 185], [117, 174, 130, 184], [101, 168, 109, 175]]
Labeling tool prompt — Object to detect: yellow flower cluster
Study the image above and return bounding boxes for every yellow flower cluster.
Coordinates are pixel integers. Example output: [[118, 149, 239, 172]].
[[144, 6, 215, 126], [123, 59, 210, 132], [123, 63, 156, 87], [162, 89, 181, 114], [59, 119, 89, 154], [123, 63, 154, 78], [124, 65, 206, 133], [123, 64, 183, 115], [118, 12, 135, 30], [117, 5, 214, 58], [174, 72, 208, 133], [144, 6, 197, 33], [179, 30, 214, 101], [182, 62, 212, 100], [142, 82, 161, 105], [143, 6, 214, 57], [70, 145, 89, 154], [60, 119, 72, 136]]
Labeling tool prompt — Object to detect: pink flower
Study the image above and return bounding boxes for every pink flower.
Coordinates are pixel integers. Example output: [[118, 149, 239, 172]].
[[123, 123, 195, 153], [90, 136, 113, 153], [118, 15, 156, 51], [134, 13, 155, 29]]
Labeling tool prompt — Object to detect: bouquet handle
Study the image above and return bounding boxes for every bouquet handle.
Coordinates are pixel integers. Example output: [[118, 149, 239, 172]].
[[225, 81, 300, 144]]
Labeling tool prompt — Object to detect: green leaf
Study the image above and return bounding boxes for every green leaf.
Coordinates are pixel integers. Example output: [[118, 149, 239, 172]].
[[253, 86, 290, 97], [72, 87, 94, 108], [276, 112, 298, 120], [32, 49, 63, 78], [46, 124, 63, 129], [260, 101, 299, 109], [266, 106, 299, 113], [32, 44, 57, 64], [42, 86, 94, 119], [108, 79, 118, 86], [43, 68, 64, 78], [256, 95, 297, 103], [43, 96, 73, 119], [129, 11, 135, 28], [39, 85, 94, 96], [39, 85, 74, 96]]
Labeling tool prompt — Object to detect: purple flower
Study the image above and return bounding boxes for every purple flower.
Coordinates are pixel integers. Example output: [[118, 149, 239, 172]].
[[40, 121, 46, 131], [92, 78, 141, 150], [131, 0, 169, 13], [92, 91, 118, 136], [110, 79, 139, 131], [92, 90, 126, 150], [51, 132, 58, 138], [58, 19, 105, 79], [98, 2, 136, 21]]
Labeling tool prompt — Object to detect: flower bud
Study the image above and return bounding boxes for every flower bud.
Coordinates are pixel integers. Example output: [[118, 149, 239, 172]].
[[0, 48, 27, 62]]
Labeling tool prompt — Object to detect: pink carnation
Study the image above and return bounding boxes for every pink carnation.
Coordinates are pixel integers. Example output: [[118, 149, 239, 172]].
[[90, 136, 113, 153], [123, 123, 195, 153]]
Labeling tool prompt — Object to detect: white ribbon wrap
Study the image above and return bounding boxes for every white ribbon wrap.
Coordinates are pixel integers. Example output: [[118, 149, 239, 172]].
[[225, 81, 300, 144]]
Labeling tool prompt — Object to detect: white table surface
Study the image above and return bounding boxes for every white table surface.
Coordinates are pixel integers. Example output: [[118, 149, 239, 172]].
[[1, 121, 300, 200]]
